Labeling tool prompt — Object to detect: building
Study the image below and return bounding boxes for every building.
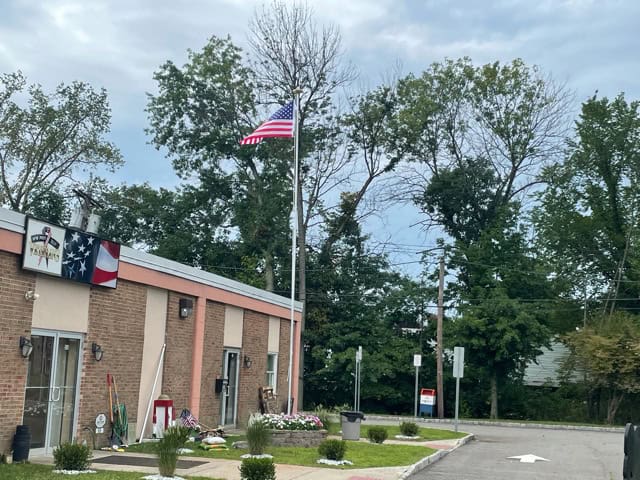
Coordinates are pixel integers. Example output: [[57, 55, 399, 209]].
[[0, 208, 302, 455]]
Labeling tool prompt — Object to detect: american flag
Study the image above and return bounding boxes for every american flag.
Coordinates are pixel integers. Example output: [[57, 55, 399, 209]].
[[61, 230, 120, 288], [240, 101, 295, 145]]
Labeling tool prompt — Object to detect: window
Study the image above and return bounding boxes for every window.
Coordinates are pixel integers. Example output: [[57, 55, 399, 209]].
[[266, 353, 277, 391]]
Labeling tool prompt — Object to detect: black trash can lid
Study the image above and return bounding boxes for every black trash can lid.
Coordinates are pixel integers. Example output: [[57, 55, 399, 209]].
[[340, 411, 365, 421]]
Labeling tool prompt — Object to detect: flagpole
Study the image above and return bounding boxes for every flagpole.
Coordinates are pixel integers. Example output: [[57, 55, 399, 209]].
[[287, 87, 302, 415]]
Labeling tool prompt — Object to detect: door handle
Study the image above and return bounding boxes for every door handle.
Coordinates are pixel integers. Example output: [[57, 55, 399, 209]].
[[224, 385, 230, 397], [51, 386, 61, 402]]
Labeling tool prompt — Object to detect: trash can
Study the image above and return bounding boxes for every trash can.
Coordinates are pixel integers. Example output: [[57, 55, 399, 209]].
[[340, 411, 365, 441], [12, 425, 31, 463]]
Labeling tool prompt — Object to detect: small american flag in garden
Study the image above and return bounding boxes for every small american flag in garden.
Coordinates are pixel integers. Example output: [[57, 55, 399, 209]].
[[61, 230, 120, 288], [240, 101, 295, 145]]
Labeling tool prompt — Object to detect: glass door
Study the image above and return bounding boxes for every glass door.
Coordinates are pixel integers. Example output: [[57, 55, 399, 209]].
[[220, 350, 240, 426], [23, 331, 82, 454]]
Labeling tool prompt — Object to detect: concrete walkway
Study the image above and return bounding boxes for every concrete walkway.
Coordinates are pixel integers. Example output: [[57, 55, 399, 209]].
[[29, 436, 469, 480]]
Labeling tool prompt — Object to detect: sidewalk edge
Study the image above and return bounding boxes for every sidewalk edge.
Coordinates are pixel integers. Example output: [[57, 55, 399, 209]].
[[397, 433, 475, 480]]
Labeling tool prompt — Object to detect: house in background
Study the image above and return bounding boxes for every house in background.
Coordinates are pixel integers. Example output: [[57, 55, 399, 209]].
[[0, 208, 302, 455], [524, 341, 573, 387]]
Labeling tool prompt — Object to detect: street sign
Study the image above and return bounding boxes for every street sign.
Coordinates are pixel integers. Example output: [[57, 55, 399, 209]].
[[356, 345, 363, 362], [413, 354, 422, 367], [453, 346, 464, 378]]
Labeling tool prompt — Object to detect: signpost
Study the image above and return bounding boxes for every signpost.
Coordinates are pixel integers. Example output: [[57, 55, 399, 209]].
[[453, 346, 465, 432], [413, 354, 422, 417]]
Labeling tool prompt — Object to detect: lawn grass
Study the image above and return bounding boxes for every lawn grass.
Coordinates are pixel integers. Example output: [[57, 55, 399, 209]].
[[325, 422, 467, 441], [126, 435, 436, 469], [0, 463, 215, 479]]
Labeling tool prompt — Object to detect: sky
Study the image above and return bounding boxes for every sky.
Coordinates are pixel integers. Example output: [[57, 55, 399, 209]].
[[1, 0, 639, 276]]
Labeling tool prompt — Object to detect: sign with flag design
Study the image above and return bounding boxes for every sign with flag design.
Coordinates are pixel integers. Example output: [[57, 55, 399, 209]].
[[22, 217, 120, 288]]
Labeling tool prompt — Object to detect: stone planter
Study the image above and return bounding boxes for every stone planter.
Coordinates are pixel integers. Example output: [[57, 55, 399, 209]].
[[269, 429, 328, 448]]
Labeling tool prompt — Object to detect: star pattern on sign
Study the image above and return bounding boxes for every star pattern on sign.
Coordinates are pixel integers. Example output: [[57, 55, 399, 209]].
[[62, 230, 98, 283]]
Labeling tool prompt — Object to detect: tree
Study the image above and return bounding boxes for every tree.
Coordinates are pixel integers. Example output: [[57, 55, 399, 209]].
[[304, 196, 426, 411], [392, 58, 571, 417], [534, 93, 640, 311], [146, 36, 293, 291], [0, 71, 122, 212], [248, 1, 360, 406], [563, 312, 640, 423]]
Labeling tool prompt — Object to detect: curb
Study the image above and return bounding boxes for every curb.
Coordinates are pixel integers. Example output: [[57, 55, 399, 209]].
[[398, 433, 475, 479], [361, 414, 624, 433]]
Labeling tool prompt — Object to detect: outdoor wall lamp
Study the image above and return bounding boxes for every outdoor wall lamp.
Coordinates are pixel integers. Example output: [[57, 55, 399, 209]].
[[179, 298, 193, 319], [244, 355, 252, 368], [19, 336, 33, 358], [91, 342, 104, 361], [24, 290, 39, 301]]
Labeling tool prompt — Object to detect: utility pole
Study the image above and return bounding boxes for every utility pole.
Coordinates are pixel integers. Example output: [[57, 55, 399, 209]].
[[436, 256, 444, 419]]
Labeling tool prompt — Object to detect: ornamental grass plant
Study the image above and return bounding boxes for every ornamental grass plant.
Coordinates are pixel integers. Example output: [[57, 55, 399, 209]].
[[247, 414, 272, 455], [157, 425, 190, 477]]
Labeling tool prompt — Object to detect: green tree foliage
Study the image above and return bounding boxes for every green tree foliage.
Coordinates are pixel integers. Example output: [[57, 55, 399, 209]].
[[393, 58, 570, 418], [563, 312, 640, 423], [0, 71, 122, 212], [146, 36, 292, 291], [535, 93, 640, 312], [304, 196, 427, 412]]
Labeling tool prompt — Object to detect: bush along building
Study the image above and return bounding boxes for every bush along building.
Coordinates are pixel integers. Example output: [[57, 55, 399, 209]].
[[0, 207, 302, 455]]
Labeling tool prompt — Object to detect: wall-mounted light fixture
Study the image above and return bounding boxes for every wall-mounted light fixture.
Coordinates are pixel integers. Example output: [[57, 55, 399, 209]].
[[91, 342, 104, 361], [244, 355, 252, 369], [19, 336, 33, 358], [179, 298, 193, 319], [24, 290, 39, 301]]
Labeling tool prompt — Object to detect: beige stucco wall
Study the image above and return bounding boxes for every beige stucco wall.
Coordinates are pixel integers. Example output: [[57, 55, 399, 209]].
[[223, 306, 244, 348], [136, 287, 168, 439], [32, 275, 90, 332], [268, 316, 280, 353]]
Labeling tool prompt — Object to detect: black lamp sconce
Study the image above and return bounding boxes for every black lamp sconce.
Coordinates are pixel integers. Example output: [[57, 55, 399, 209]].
[[243, 355, 252, 368], [179, 298, 193, 319], [91, 342, 104, 362], [19, 336, 33, 358]]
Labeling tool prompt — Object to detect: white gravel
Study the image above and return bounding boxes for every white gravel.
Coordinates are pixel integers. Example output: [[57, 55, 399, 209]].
[[316, 458, 353, 465], [240, 453, 274, 459], [141, 475, 185, 480], [52, 470, 97, 475]]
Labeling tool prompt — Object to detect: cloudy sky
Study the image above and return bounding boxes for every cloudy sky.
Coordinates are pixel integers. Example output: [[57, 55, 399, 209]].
[[1, 0, 639, 273]]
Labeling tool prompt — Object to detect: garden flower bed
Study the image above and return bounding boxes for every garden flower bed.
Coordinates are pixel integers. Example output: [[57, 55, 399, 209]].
[[262, 413, 328, 447]]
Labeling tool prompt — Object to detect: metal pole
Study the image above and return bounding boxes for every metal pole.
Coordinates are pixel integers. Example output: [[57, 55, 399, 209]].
[[287, 88, 302, 415], [436, 256, 444, 418], [139, 343, 166, 442], [454, 376, 460, 432], [354, 358, 358, 411], [414, 366, 419, 418]]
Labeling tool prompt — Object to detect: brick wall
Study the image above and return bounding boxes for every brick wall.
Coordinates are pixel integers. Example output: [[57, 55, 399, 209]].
[[236, 310, 270, 426], [199, 300, 225, 428], [162, 292, 195, 410], [278, 318, 291, 413], [0, 251, 35, 454], [77, 279, 147, 447]]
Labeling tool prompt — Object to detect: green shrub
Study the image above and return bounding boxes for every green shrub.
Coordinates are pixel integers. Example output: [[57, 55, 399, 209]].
[[53, 442, 92, 471], [157, 425, 190, 477], [240, 457, 276, 480], [367, 426, 388, 444], [246, 414, 271, 455], [318, 439, 346, 460], [399, 421, 419, 437]]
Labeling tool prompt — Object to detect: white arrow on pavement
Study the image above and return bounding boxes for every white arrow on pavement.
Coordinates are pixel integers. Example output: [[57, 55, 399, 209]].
[[507, 454, 550, 463]]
